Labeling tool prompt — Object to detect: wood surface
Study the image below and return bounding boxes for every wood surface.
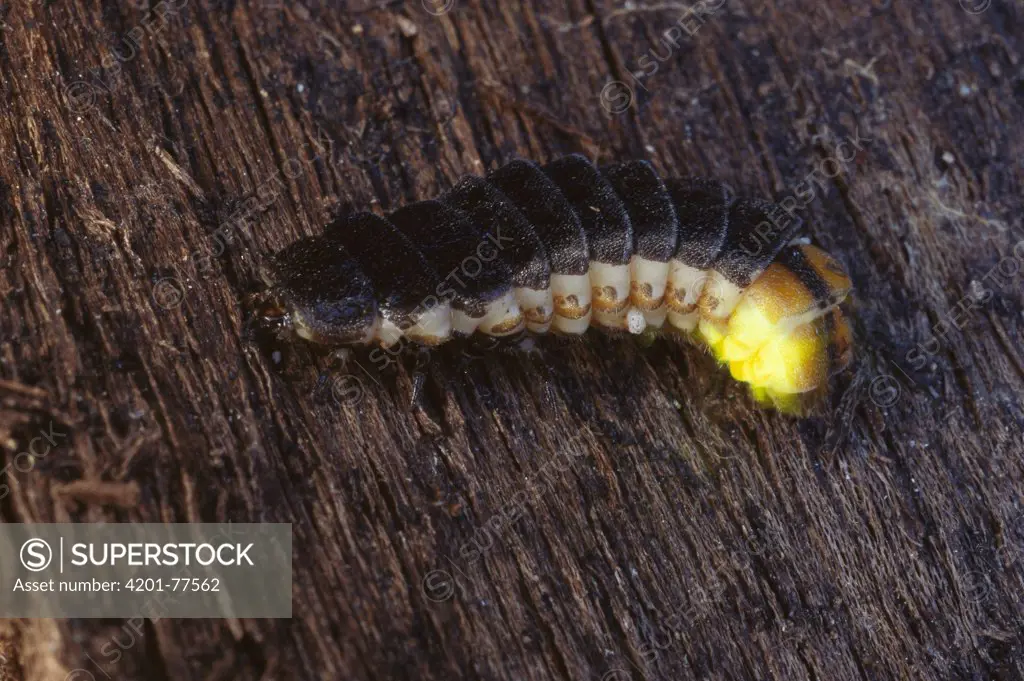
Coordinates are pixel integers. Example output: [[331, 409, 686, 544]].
[[1, 0, 1023, 679]]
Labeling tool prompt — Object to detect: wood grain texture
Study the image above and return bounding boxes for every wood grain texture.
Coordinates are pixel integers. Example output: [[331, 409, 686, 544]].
[[1, 0, 1023, 679]]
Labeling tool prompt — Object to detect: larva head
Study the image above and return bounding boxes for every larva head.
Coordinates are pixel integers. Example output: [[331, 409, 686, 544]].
[[699, 244, 853, 411], [257, 236, 379, 345]]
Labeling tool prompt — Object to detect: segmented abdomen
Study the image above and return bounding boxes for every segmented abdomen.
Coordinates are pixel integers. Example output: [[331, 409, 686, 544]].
[[269, 154, 853, 400]]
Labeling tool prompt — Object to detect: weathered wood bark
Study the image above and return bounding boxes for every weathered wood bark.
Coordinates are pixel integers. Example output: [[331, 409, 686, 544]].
[[1, 0, 1023, 679]]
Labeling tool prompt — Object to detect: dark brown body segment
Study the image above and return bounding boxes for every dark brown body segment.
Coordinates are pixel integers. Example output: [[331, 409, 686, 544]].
[[388, 199, 514, 317], [601, 161, 678, 263], [544, 154, 633, 266], [488, 160, 590, 276], [270, 236, 378, 344], [714, 199, 802, 287], [665, 177, 731, 270], [325, 211, 440, 328], [444, 175, 551, 291]]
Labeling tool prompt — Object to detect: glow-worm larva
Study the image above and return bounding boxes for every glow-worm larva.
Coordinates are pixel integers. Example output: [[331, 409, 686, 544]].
[[254, 155, 853, 409]]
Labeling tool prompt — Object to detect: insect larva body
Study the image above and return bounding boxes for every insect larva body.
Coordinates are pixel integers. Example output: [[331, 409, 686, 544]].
[[260, 154, 853, 409]]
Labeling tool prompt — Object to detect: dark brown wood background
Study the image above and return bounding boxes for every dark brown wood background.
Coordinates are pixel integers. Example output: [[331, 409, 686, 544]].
[[1, 0, 1023, 679]]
